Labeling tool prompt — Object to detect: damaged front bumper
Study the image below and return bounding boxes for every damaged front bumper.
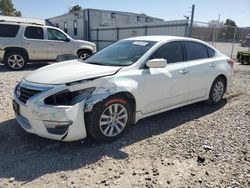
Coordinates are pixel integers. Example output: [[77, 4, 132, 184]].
[[12, 77, 115, 141], [13, 82, 88, 142], [14, 99, 87, 141]]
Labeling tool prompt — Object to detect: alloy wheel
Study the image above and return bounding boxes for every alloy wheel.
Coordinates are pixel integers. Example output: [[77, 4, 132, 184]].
[[8, 55, 25, 70], [212, 81, 224, 102], [99, 103, 128, 137]]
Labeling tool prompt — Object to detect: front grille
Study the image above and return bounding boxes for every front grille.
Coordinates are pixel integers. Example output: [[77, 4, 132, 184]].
[[18, 87, 42, 104]]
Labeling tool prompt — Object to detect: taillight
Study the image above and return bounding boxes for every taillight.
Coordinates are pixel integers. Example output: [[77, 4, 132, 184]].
[[227, 59, 235, 68]]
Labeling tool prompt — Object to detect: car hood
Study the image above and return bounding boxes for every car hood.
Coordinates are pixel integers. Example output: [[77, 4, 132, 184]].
[[75, 40, 95, 47], [25, 60, 121, 85]]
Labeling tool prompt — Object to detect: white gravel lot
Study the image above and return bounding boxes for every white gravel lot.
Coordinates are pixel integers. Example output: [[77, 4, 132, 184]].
[[0, 62, 249, 188]]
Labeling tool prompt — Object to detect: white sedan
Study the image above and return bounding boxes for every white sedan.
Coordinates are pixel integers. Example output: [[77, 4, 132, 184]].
[[12, 36, 234, 142]]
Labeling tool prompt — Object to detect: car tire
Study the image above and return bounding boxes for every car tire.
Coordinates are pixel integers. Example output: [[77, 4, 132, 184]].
[[4, 52, 27, 70], [207, 77, 226, 105], [77, 50, 91, 60], [86, 96, 132, 142]]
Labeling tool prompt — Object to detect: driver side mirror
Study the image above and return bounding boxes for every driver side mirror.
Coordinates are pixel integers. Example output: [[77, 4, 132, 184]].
[[146, 58, 167, 68]]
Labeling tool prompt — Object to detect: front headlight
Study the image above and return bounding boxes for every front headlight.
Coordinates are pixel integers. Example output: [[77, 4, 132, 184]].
[[44, 87, 95, 106], [14, 82, 21, 97]]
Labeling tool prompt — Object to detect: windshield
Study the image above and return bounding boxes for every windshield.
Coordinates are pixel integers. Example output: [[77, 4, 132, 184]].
[[85, 40, 156, 66]]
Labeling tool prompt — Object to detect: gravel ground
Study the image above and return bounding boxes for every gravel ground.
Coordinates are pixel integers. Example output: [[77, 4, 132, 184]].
[[0, 62, 249, 188]]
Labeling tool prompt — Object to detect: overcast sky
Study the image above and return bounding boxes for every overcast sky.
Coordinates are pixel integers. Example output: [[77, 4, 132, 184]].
[[12, 0, 250, 27]]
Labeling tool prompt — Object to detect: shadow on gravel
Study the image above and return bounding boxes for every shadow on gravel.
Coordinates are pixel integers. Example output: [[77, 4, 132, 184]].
[[0, 62, 49, 72], [0, 99, 227, 183]]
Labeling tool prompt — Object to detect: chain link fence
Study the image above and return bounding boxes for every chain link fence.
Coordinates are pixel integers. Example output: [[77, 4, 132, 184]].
[[191, 21, 250, 58], [91, 19, 250, 59], [90, 20, 188, 50]]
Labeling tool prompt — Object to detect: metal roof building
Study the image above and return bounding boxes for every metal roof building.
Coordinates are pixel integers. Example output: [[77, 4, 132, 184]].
[[0, 15, 45, 25], [47, 8, 164, 40]]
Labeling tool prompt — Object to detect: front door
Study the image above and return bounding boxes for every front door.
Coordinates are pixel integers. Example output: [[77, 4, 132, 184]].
[[141, 41, 190, 114], [46, 28, 74, 60]]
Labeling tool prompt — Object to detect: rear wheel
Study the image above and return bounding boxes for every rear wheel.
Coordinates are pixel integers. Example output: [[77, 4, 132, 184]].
[[207, 77, 226, 105], [86, 96, 132, 142], [77, 50, 92, 60], [4, 52, 27, 70]]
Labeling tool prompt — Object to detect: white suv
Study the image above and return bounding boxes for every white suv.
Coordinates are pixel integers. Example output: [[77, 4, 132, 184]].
[[0, 22, 96, 70], [12, 36, 234, 142]]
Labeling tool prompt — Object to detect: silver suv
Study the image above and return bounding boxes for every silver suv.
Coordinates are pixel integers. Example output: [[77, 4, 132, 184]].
[[0, 22, 96, 70]]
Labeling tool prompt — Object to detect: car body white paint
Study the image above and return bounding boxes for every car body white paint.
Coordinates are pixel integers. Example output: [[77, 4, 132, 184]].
[[13, 36, 234, 141]]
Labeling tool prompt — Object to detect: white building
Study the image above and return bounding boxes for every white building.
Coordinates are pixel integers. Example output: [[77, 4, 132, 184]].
[[47, 8, 164, 40]]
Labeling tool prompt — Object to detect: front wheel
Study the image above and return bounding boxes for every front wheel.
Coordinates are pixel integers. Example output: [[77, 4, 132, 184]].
[[207, 77, 226, 105], [86, 96, 132, 142]]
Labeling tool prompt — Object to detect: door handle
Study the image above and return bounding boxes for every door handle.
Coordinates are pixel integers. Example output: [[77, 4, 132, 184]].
[[49, 44, 56, 46], [179, 69, 189, 75], [25, 42, 30, 45], [209, 63, 216, 67]]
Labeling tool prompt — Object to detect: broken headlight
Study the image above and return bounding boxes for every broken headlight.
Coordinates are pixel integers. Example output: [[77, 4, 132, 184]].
[[44, 87, 95, 106]]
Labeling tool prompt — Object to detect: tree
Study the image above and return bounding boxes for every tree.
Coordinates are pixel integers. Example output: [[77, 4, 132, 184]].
[[15, 10, 21, 17], [0, 0, 22, 16], [225, 19, 237, 27], [219, 19, 238, 41], [69, 5, 82, 13]]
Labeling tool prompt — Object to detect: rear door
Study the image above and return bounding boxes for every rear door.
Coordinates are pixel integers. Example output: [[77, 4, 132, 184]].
[[22, 26, 48, 60], [46, 28, 74, 60], [141, 41, 191, 114], [183, 41, 215, 100]]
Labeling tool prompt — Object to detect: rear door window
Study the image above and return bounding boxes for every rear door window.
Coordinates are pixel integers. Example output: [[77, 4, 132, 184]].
[[207, 47, 215, 58], [184, 41, 208, 61], [150, 42, 183, 63], [24, 26, 44, 40], [0, 24, 20, 37]]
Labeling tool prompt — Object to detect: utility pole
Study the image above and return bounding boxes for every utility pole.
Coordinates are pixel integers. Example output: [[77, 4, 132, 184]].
[[214, 14, 220, 48], [183, 16, 189, 37], [231, 27, 237, 58], [212, 14, 220, 46], [189, 4, 195, 37]]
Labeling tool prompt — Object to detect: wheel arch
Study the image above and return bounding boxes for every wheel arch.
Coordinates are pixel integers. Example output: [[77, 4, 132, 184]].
[[85, 90, 137, 124], [4, 47, 29, 61], [77, 48, 93, 55], [109, 91, 136, 112], [105, 91, 137, 124], [85, 90, 136, 142]]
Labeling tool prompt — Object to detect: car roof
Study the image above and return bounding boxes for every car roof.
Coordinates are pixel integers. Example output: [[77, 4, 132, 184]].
[[0, 21, 44, 27], [0, 21, 62, 30], [124, 35, 219, 51], [124, 35, 206, 43]]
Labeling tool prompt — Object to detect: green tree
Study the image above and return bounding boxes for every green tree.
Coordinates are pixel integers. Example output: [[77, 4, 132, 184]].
[[0, 0, 22, 17], [225, 19, 237, 27], [219, 19, 238, 41], [15, 10, 21, 17], [69, 5, 82, 13]]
